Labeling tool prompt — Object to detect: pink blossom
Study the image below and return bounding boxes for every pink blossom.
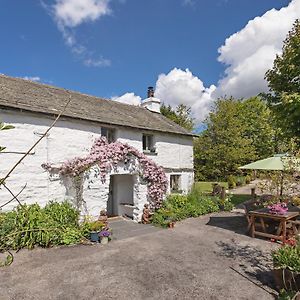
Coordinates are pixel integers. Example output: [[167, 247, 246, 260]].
[[42, 137, 168, 208]]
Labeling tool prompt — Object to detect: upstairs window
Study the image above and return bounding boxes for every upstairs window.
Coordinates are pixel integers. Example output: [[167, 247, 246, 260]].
[[170, 175, 181, 193], [142, 134, 155, 153], [101, 127, 115, 143]]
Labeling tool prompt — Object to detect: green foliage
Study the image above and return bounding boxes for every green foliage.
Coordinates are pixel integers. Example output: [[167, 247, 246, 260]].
[[235, 176, 245, 187], [61, 228, 83, 245], [0, 201, 83, 252], [265, 19, 300, 140], [227, 175, 236, 189], [278, 289, 298, 300], [89, 221, 105, 232], [193, 181, 228, 193], [272, 244, 300, 273], [194, 97, 277, 180], [245, 175, 251, 184], [44, 201, 79, 227], [152, 190, 219, 227], [160, 103, 194, 132]]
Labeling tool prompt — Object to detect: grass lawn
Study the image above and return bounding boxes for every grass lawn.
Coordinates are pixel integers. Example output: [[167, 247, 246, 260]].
[[194, 181, 252, 207], [194, 181, 228, 193]]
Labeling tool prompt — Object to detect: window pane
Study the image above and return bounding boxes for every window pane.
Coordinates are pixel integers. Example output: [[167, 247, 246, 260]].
[[170, 175, 181, 192], [101, 127, 115, 143], [143, 135, 147, 150]]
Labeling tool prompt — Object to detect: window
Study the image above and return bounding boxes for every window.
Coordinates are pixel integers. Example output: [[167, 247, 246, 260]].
[[170, 175, 181, 193], [142, 134, 155, 152], [101, 127, 115, 143]]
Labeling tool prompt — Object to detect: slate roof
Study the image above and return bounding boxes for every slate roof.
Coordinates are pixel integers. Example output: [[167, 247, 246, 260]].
[[0, 74, 194, 137]]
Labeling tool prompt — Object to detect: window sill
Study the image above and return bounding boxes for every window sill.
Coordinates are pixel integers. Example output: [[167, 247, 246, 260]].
[[143, 151, 158, 156]]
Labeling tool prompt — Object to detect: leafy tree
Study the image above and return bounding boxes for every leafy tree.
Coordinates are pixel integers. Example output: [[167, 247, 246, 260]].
[[239, 97, 276, 158], [161, 103, 194, 132], [265, 19, 300, 139], [194, 97, 277, 180]]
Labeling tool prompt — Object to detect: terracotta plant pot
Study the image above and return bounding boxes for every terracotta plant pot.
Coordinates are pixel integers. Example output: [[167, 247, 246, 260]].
[[168, 222, 175, 228], [273, 269, 300, 291]]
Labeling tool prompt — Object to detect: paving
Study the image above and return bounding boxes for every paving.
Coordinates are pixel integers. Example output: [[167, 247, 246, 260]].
[[109, 217, 162, 240], [230, 179, 260, 195], [0, 212, 279, 300]]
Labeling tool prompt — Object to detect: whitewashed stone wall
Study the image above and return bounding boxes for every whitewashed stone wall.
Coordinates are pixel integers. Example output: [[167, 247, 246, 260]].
[[0, 109, 194, 220]]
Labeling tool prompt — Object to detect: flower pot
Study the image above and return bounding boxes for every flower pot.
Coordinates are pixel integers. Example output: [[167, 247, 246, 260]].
[[90, 231, 100, 243], [100, 236, 109, 245], [273, 269, 300, 291], [168, 222, 175, 228]]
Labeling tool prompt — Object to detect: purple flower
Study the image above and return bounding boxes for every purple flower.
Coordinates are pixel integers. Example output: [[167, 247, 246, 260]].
[[99, 230, 111, 237]]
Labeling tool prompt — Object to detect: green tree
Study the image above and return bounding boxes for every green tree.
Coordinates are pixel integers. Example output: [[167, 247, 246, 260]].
[[194, 97, 277, 180], [160, 103, 194, 132], [265, 19, 300, 139]]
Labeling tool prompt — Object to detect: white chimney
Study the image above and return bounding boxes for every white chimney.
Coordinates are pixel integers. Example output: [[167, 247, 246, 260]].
[[141, 86, 161, 113]]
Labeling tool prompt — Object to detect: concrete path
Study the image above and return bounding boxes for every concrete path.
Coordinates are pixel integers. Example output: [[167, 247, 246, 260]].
[[0, 212, 279, 300], [109, 217, 162, 240], [230, 180, 260, 195]]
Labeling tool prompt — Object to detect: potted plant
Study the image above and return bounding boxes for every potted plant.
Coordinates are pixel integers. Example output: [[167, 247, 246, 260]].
[[89, 221, 105, 242], [272, 237, 300, 293], [99, 229, 112, 245]]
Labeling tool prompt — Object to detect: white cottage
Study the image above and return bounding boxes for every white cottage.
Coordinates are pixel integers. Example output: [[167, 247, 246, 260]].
[[0, 75, 194, 221]]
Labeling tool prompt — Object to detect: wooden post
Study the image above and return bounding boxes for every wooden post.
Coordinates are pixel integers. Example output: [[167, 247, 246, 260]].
[[221, 186, 226, 201], [251, 187, 256, 198]]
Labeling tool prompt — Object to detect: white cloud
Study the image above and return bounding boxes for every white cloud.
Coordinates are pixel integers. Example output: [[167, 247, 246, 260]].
[[112, 92, 142, 106], [83, 57, 111, 67], [155, 68, 215, 122], [45, 0, 112, 67], [22, 76, 41, 82], [182, 0, 195, 6], [53, 0, 111, 27], [215, 0, 300, 98]]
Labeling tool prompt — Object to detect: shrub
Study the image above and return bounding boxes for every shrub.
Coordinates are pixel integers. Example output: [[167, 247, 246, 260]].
[[272, 244, 300, 273], [245, 175, 251, 184], [227, 175, 236, 189], [152, 190, 219, 227], [0, 201, 83, 252], [44, 201, 79, 227], [235, 176, 246, 187]]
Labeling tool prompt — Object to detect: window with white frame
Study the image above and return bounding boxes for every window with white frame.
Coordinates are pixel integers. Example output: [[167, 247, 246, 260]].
[[170, 175, 181, 193], [142, 134, 155, 153], [101, 127, 115, 143]]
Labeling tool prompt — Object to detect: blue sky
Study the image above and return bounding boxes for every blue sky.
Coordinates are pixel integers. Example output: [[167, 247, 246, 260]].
[[0, 0, 298, 123]]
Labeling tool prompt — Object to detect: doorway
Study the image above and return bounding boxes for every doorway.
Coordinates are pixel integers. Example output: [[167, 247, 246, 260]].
[[107, 175, 134, 218]]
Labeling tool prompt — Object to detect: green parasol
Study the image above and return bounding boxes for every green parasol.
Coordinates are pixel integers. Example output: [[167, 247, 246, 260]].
[[239, 154, 300, 171]]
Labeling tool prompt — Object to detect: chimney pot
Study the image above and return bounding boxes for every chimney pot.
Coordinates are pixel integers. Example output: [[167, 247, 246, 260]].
[[147, 86, 154, 98]]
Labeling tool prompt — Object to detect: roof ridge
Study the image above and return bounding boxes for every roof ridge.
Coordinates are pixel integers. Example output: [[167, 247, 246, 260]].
[[0, 73, 194, 137], [0, 73, 149, 111]]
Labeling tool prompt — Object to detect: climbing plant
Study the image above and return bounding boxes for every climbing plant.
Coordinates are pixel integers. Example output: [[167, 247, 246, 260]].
[[42, 137, 168, 209]]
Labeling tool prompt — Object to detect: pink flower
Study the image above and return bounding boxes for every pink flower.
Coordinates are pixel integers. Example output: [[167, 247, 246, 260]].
[[42, 137, 167, 208]]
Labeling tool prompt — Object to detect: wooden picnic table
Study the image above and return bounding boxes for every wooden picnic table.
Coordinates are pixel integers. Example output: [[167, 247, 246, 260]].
[[248, 207, 300, 243]]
